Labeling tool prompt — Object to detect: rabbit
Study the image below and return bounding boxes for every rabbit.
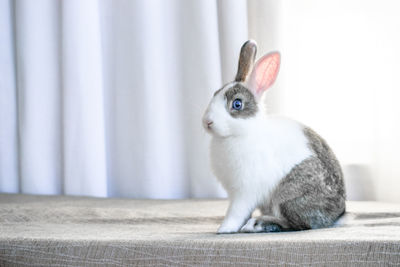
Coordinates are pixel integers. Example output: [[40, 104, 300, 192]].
[[202, 40, 346, 234]]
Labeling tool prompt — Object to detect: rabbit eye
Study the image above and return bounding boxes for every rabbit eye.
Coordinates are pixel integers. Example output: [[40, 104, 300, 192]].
[[232, 99, 242, 110]]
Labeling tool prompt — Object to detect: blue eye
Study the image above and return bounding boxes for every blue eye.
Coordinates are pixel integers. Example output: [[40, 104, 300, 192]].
[[232, 99, 242, 110]]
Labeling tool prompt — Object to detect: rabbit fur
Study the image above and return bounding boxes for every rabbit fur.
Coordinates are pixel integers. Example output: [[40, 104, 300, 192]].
[[202, 40, 345, 234]]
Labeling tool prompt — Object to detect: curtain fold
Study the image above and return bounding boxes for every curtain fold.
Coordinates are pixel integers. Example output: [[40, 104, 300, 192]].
[[61, 0, 108, 197], [178, 0, 225, 198], [14, 0, 62, 194], [100, 0, 189, 198], [0, 0, 19, 193]]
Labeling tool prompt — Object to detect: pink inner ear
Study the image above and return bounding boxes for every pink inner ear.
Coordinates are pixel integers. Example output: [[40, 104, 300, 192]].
[[255, 53, 280, 95]]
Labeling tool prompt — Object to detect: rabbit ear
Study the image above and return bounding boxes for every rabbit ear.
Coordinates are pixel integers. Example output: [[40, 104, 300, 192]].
[[235, 40, 257, 82], [247, 52, 280, 98]]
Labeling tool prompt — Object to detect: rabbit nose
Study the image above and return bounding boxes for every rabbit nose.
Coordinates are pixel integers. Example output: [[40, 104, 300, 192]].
[[203, 118, 214, 129]]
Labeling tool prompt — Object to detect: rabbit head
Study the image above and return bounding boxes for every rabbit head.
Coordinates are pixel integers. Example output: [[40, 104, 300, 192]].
[[202, 40, 280, 138]]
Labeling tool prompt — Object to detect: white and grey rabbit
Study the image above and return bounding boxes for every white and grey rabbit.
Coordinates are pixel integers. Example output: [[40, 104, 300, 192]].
[[202, 40, 345, 234]]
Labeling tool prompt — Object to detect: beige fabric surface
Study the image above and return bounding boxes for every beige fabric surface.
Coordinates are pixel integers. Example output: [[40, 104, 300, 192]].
[[0, 194, 400, 266]]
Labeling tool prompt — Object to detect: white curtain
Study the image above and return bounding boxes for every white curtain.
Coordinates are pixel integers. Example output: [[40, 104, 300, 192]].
[[2, 0, 400, 202], [1, 0, 249, 198]]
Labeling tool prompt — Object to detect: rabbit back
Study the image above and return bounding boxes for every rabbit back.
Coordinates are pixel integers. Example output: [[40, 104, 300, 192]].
[[262, 127, 346, 230]]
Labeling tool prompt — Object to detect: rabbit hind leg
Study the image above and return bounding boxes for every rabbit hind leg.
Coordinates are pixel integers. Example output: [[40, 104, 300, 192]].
[[240, 215, 290, 233], [279, 195, 345, 230]]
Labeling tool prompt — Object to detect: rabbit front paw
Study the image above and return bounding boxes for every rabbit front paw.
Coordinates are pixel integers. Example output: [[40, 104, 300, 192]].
[[217, 222, 243, 234], [217, 225, 239, 234]]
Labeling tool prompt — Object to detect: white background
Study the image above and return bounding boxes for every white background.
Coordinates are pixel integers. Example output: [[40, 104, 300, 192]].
[[1, 0, 400, 202]]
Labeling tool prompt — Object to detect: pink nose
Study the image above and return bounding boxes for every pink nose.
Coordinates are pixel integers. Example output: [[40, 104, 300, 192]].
[[205, 120, 213, 129]]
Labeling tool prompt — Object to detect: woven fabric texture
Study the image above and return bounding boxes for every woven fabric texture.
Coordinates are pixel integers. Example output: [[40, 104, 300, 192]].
[[0, 194, 400, 266]]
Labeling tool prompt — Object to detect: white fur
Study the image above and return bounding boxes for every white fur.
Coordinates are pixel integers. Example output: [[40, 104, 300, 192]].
[[241, 218, 263, 233], [203, 84, 312, 233]]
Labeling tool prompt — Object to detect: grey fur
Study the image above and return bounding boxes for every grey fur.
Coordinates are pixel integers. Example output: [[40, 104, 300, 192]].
[[244, 126, 346, 232], [224, 84, 258, 118], [235, 40, 257, 82]]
